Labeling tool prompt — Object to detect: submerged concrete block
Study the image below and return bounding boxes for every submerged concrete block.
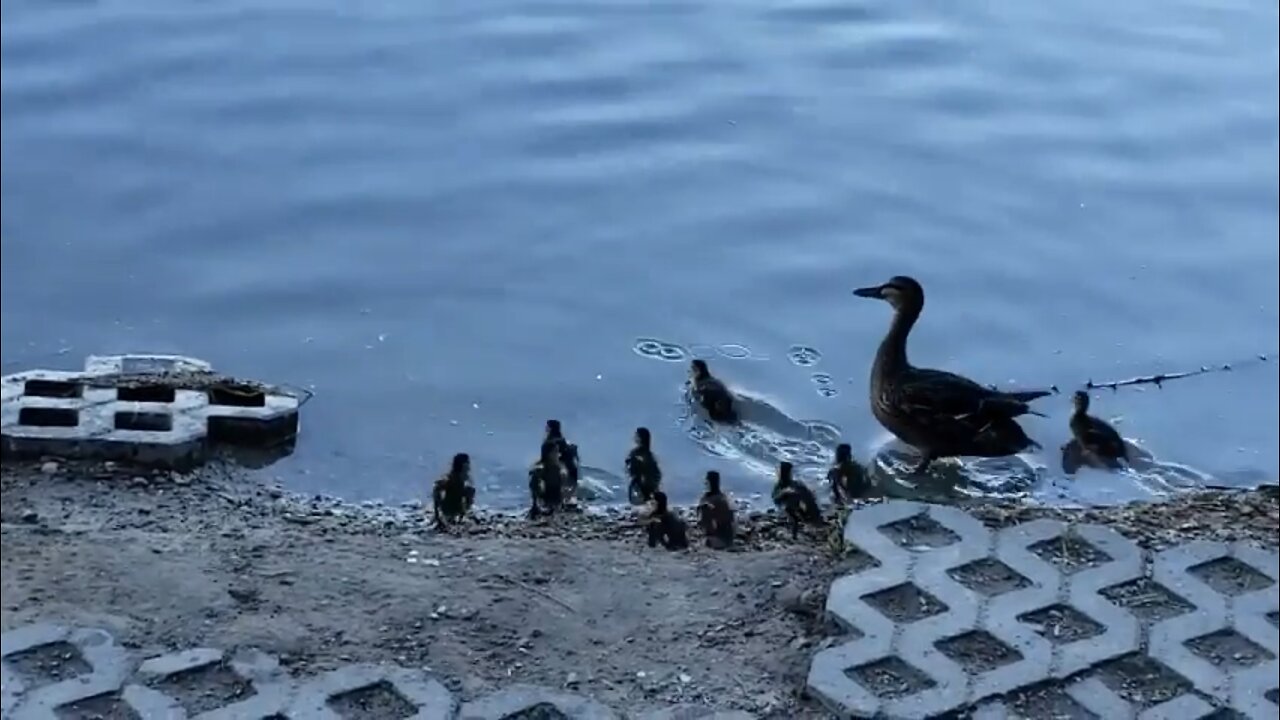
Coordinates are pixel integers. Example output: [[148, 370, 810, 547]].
[[1, 353, 300, 468]]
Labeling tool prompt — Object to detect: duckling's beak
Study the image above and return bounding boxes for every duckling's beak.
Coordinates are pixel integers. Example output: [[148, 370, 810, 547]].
[[852, 285, 883, 299]]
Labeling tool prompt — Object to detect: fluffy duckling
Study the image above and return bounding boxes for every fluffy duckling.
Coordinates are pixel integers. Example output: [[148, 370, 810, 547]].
[[697, 470, 735, 549], [688, 359, 738, 424], [432, 452, 476, 528], [1064, 390, 1128, 473], [625, 426, 663, 504], [544, 419, 581, 496], [528, 441, 566, 518], [772, 461, 823, 539], [827, 443, 870, 505], [647, 490, 689, 550]]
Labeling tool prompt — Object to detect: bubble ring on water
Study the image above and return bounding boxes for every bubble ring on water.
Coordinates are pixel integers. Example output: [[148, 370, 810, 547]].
[[716, 343, 753, 360], [787, 344, 823, 367], [632, 337, 689, 362]]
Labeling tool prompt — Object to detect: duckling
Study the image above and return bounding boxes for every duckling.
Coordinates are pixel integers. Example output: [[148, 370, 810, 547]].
[[853, 276, 1051, 474], [1063, 390, 1128, 473], [697, 470, 735, 549], [827, 443, 870, 504], [646, 490, 689, 550], [772, 461, 822, 539], [528, 441, 566, 518], [431, 452, 476, 528], [688, 359, 738, 423], [625, 426, 663, 504], [544, 419, 580, 497]]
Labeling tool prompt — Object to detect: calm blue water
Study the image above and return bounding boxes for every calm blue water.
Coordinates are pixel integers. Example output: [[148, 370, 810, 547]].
[[3, 0, 1277, 506]]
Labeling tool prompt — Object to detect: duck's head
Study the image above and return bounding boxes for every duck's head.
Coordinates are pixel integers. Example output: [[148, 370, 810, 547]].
[[635, 426, 651, 448], [705, 470, 721, 494], [690, 359, 712, 379], [853, 275, 924, 312], [545, 419, 563, 438], [777, 461, 794, 485], [652, 490, 670, 512], [835, 443, 852, 462], [1072, 390, 1090, 413], [451, 452, 470, 475]]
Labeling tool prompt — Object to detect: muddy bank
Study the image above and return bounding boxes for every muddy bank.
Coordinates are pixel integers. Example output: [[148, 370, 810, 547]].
[[1, 460, 1276, 718]]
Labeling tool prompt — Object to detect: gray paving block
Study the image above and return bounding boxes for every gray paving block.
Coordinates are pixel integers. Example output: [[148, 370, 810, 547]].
[[289, 663, 455, 720], [1, 626, 132, 720], [458, 684, 620, 720], [136, 646, 294, 719], [2, 353, 300, 467]]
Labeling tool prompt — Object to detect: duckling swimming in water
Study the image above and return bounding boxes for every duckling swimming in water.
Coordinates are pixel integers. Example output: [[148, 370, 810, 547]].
[[827, 443, 870, 505], [772, 461, 823, 539], [544, 419, 580, 497], [688, 359, 738, 424], [625, 426, 663, 504], [1062, 390, 1128, 473], [697, 470, 735, 549], [852, 275, 1051, 475], [528, 441, 566, 518], [432, 452, 476, 528], [647, 490, 689, 550]]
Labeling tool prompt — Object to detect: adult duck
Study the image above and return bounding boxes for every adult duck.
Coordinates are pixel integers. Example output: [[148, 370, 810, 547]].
[[852, 275, 1051, 474]]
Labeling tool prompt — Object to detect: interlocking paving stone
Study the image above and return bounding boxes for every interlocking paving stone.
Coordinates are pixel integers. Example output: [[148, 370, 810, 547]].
[[0, 627, 761, 719], [808, 500, 1280, 719]]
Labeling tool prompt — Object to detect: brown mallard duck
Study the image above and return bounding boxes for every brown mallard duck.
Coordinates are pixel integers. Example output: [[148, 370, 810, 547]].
[[646, 491, 689, 550], [431, 452, 476, 528], [853, 275, 1051, 475], [1062, 390, 1128, 473], [827, 443, 870, 504], [528, 441, 566, 518], [544, 419, 580, 495], [688, 359, 738, 423], [772, 461, 822, 538], [697, 470, 735, 549], [625, 426, 662, 503]]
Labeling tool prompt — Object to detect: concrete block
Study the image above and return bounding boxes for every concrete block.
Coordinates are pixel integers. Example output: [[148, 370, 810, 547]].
[[289, 663, 455, 720], [1, 626, 132, 720], [136, 646, 293, 719], [459, 684, 620, 720], [1, 354, 300, 468]]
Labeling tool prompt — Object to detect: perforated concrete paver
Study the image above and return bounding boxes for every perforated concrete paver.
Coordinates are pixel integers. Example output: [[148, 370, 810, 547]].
[[0, 627, 754, 719], [807, 500, 1280, 719]]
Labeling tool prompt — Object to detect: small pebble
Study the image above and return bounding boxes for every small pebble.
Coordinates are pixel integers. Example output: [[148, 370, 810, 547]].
[[40, 461, 59, 475]]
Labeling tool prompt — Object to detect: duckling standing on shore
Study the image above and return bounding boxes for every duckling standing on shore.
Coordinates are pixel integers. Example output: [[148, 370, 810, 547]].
[[528, 441, 566, 518], [647, 490, 689, 550], [772, 461, 823, 539], [625, 426, 663, 504], [827, 443, 869, 505], [697, 470, 735, 549], [432, 452, 476, 528], [543, 419, 580, 498], [1062, 390, 1128, 474], [688, 359, 738, 424], [852, 275, 1051, 475]]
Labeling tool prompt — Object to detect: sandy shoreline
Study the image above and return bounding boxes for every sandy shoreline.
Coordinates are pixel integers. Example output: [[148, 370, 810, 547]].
[[2, 459, 1276, 717]]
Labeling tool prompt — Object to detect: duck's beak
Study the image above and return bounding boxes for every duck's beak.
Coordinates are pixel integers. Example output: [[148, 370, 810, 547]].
[[852, 285, 883, 299]]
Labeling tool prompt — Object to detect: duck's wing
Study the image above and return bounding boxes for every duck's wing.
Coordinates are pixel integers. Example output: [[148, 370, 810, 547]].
[[1081, 417, 1127, 458], [898, 368, 1041, 419]]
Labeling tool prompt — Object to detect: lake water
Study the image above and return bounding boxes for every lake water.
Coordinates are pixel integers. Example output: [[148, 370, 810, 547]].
[[3, 0, 1277, 507]]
